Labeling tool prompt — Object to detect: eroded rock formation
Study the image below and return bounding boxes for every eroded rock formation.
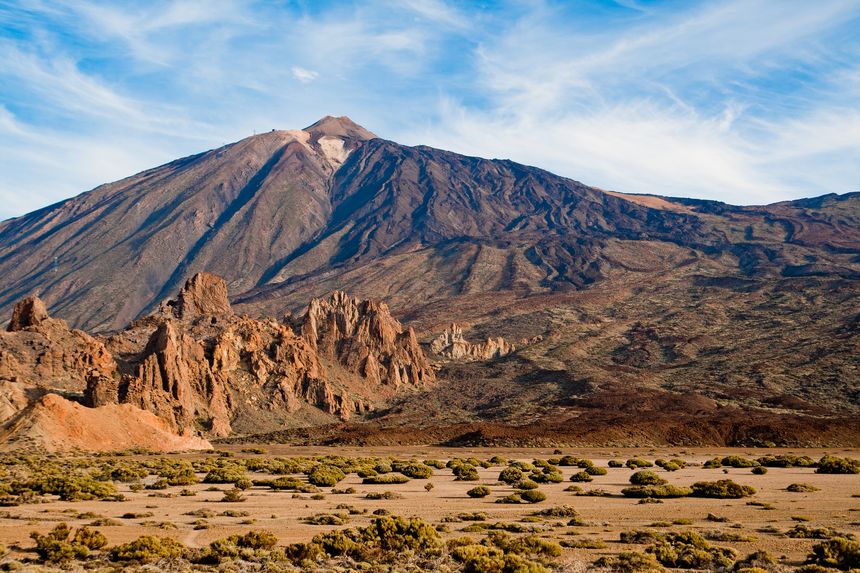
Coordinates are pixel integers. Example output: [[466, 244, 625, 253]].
[[80, 274, 435, 437], [430, 323, 515, 361], [301, 291, 434, 388], [0, 297, 117, 392]]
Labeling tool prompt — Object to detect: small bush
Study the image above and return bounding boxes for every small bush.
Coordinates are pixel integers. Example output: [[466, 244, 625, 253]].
[[621, 485, 691, 498], [221, 488, 246, 502], [721, 456, 759, 468], [816, 456, 860, 474], [751, 466, 767, 475], [30, 524, 100, 563], [467, 486, 491, 498], [363, 474, 410, 485], [308, 465, 345, 487], [586, 465, 608, 476], [647, 531, 737, 569], [454, 464, 480, 481], [534, 505, 578, 518], [203, 466, 247, 484], [626, 458, 654, 469], [109, 536, 185, 562], [516, 479, 539, 490], [520, 490, 547, 503], [497, 493, 523, 504], [808, 537, 860, 570], [787, 483, 820, 493], [630, 471, 666, 486], [399, 463, 433, 479], [608, 460, 624, 468], [691, 480, 756, 499], [570, 471, 593, 482], [499, 467, 524, 484], [595, 551, 667, 573]]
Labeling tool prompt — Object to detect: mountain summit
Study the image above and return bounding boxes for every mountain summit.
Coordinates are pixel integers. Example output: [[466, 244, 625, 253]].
[[304, 115, 377, 140]]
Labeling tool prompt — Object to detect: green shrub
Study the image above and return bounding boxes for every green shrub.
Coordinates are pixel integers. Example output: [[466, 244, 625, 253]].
[[363, 474, 410, 485], [467, 486, 491, 498], [655, 459, 686, 471], [691, 480, 756, 499], [756, 454, 815, 468], [703, 457, 723, 469], [721, 456, 759, 468], [787, 483, 820, 493], [520, 490, 547, 503], [497, 493, 523, 504], [626, 458, 654, 469], [595, 551, 667, 573], [531, 469, 564, 483], [786, 525, 853, 539], [534, 505, 578, 518], [308, 465, 345, 487], [374, 462, 392, 474], [221, 488, 246, 502], [304, 513, 349, 525], [586, 465, 608, 476], [751, 466, 767, 475], [570, 471, 593, 482], [608, 460, 624, 468], [454, 464, 480, 481], [109, 535, 185, 562], [808, 537, 860, 570], [203, 466, 247, 484], [647, 531, 737, 569], [74, 527, 107, 550], [30, 524, 94, 563], [621, 485, 692, 498], [499, 467, 524, 484], [734, 550, 776, 571], [630, 471, 666, 486], [516, 479, 539, 490], [620, 530, 664, 544], [816, 456, 860, 474], [269, 476, 304, 490], [399, 463, 433, 479]]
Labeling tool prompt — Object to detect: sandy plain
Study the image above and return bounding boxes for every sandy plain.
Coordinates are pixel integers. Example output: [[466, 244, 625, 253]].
[[1, 446, 858, 569]]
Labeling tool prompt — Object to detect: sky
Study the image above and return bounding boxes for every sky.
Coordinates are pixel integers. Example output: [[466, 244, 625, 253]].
[[1, 0, 859, 220]]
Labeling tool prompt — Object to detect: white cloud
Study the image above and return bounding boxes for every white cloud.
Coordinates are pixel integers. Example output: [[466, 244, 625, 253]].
[[291, 66, 319, 84]]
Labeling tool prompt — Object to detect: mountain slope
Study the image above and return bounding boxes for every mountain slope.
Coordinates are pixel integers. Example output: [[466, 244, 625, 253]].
[[4, 116, 857, 333]]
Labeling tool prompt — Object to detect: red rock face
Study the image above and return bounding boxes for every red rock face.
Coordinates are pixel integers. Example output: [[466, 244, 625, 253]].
[[77, 273, 435, 437], [301, 291, 434, 389], [0, 297, 117, 394], [7, 297, 50, 331]]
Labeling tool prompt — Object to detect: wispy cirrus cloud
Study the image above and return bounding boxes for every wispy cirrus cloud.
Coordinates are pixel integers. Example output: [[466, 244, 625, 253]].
[[0, 0, 858, 219]]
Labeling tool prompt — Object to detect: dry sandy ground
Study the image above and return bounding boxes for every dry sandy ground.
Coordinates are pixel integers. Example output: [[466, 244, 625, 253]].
[[2, 447, 858, 568]]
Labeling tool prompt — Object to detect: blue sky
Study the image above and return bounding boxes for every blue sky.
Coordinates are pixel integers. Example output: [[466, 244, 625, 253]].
[[1, 0, 859, 219]]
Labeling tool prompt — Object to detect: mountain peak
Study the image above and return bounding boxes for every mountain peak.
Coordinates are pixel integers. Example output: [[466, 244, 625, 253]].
[[304, 115, 376, 141]]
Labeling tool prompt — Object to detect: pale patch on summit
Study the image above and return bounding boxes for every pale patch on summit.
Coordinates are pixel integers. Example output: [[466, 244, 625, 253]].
[[318, 136, 350, 169]]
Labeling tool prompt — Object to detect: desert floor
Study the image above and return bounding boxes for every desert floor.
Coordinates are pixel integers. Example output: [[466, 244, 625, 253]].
[[2, 446, 858, 568]]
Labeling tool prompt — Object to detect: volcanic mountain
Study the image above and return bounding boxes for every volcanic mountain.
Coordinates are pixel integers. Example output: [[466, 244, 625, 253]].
[[1, 116, 858, 447]]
